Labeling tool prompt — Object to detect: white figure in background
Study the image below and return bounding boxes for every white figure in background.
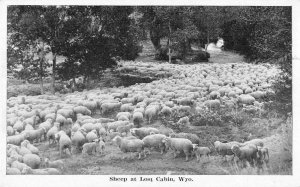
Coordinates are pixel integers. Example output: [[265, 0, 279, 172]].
[[206, 37, 224, 53]]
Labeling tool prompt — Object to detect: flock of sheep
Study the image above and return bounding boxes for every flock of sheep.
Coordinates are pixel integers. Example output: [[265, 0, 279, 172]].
[[6, 61, 278, 174]]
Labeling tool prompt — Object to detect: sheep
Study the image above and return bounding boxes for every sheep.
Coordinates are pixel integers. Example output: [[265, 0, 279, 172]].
[[107, 132, 121, 142], [192, 144, 211, 162], [177, 116, 190, 127], [38, 118, 53, 132], [174, 97, 194, 106], [11, 159, 31, 172], [57, 108, 74, 119], [117, 115, 129, 121], [142, 134, 167, 154], [22, 154, 41, 169], [7, 126, 15, 136], [112, 136, 146, 159], [7, 133, 27, 145], [116, 112, 132, 120], [107, 121, 129, 132], [132, 112, 143, 127], [71, 128, 87, 151], [24, 124, 34, 131], [13, 119, 25, 133], [101, 102, 121, 114], [44, 113, 56, 121], [47, 123, 60, 145], [162, 137, 193, 161], [82, 100, 98, 114], [231, 144, 258, 167], [7, 148, 23, 163], [7, 167, 21, 175], [214, 141, 242, 161], [55, 114, 67, 125], [204, 99, 221, 109], [82, 139, 99, 156], [170, 133, 200, 144], [20, 140, 39, 154], [43, 158, 64, 170], [22, 167, 61, 175], [145, 106, 160, 124], [73, 106, 92, 116], [23, 116, 39, 127], [55, 130, 72, 158], [97, 118, 115, 123], [23, 127, 47, 143], [237, 94, 255, 105], [130, 127, 159, 139], [86, 129, 98, 142], [96, 137, 106, 155], [242, 138, 264, 147], [160, 106, 172, 117], [116, 123, 134, 136], [120, 103, 135, 112], [257, 146, 269, 164]]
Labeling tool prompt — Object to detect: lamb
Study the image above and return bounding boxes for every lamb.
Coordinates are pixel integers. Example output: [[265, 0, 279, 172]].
[[142, 134, 167, 154], [162, 137, 193, 161], [192, 144, 211, 162], [132, 112, 143, 127], [86, 129, 98, 142], [55, 130, 72, 157], [22, 154, 41, 169], [231, 144, 258, 167], [214, 140, 242, 161], [112, 135, 146, 159], [117, 123, 134, 136], [130, 127, 159, 139], [43, 158, 64, 170], [71, 128, 87, 151], [7, 133, 27, 145], [82, 139, 99, 156], [241, 138, 264, 147], [20, 140, 39, 154], [73, 106, 92, 116]]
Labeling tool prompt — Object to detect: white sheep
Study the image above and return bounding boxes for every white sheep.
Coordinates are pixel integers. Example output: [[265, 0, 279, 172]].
[[192, 144, 211, 162], [116, 123, 134, 136], [20, 140, 39, 154], [71, 128, 87, 151], [241, 138, 264, 147], [145, 105, 160, 124], [96, 138, 105, 155], [22, 154, 41, 169], [47, 122, 60, 145], [7, 133, 27, 145], [22, 167, 61, 175], [43, 158, 64, 170], [101, 102, 121, 114], [86, 129, 98, 142], [130, 127, 159, 139], [23, 127, 47, 143], [112, 135, 146, 159], [57, 108, 74, 119], [162, 137, 193, 161], [214, 141, 242, 161], [7, 167, 21, 175], [55, 130, 72, 158], [231, 144, 258, 167], [73, 106, 92, 116], [82, 139, 99, 156], [107, 121, 129, 132], [237, 94, 255, 105], [142, 134, 167, 154], [7, 126, 15, 136], [132, 111, 143, 127]]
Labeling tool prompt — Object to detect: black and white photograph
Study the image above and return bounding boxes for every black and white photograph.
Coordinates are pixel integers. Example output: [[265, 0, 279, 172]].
[[1, 0, 300, 186]]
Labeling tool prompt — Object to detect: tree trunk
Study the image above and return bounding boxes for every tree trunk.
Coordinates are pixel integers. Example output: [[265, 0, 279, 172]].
[[72, 77, 76, 92], [149, 28, 161, 50], [39, 58, 44, 95], [51, 54, 57, 94], [168, 20, 172, 63], [205, 33, 210, 52]]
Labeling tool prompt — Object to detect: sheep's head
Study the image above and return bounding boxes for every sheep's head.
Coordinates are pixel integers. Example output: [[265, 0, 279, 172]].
[[231, 145, 241, 156], [192, 144, 198, 151]]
